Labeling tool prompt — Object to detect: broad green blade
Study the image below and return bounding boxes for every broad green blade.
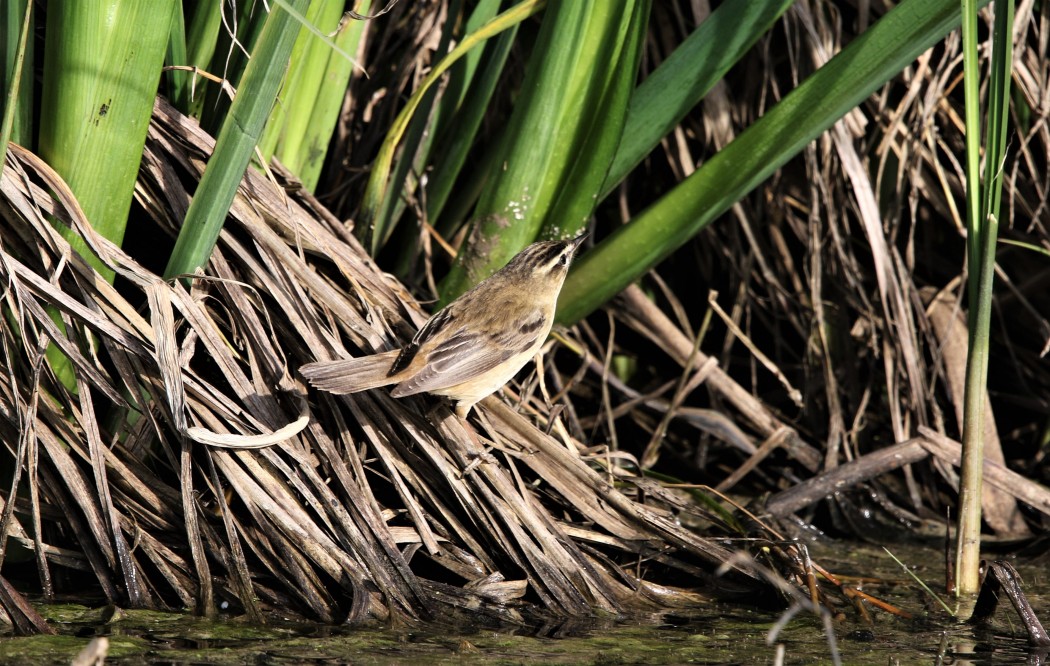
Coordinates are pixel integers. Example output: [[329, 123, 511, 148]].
[[434, 0, 786, 256], [541, 0, 648, 240], [439, 0, 648, 303], [164, 0, 311, 281], [258, 0, 340, 162], [282, 3, 369, 191], [556, 0, 985, 325], [38, 0, 175, 280], [601, 0, 793, 198]]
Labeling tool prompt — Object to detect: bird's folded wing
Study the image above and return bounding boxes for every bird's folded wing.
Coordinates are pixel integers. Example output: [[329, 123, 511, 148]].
[[390, 327, 526, 398]]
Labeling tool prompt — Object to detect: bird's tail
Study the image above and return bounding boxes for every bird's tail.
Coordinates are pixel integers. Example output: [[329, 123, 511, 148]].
[[300, 349, 402, 395]]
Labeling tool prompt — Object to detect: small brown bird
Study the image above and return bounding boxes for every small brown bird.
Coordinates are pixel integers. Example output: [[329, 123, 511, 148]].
[[301, 235, 586, 418]]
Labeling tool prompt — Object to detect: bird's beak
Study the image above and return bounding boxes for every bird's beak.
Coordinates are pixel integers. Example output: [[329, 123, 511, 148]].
[[568, 232, 588, 252]]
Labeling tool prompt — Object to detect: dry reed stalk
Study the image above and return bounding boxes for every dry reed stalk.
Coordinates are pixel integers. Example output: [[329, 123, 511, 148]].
[[0, 99, 770, 627]]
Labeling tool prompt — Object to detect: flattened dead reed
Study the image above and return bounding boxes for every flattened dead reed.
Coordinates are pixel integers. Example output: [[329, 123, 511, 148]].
[[0, 99, 765, 627]]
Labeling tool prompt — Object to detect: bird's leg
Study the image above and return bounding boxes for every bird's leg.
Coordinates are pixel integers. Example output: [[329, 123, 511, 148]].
[[431, 402, 498, 478]]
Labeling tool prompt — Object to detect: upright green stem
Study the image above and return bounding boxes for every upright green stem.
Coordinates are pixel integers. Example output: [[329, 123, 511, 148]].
[[953, 0, 984, 601], [954, 0, 1014, 601]]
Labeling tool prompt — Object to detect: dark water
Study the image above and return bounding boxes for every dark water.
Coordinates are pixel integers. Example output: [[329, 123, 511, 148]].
[[4, 542, 1047, 664]]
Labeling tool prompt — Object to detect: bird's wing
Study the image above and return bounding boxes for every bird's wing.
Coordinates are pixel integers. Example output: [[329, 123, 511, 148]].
[[389, 311, 547, 398], [388, 307, 453, 375]]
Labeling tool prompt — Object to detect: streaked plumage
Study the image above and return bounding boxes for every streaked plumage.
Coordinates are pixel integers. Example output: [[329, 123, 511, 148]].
[[301, 235, 585, 418]]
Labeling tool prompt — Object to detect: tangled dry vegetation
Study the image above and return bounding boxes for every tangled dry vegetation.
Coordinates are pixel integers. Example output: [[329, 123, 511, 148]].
[[0, 100, 779, 630], [0, 0, 1049, 634]]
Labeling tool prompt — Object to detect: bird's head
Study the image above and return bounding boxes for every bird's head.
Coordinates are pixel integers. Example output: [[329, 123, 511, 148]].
[[502, 234, 587, 288]]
